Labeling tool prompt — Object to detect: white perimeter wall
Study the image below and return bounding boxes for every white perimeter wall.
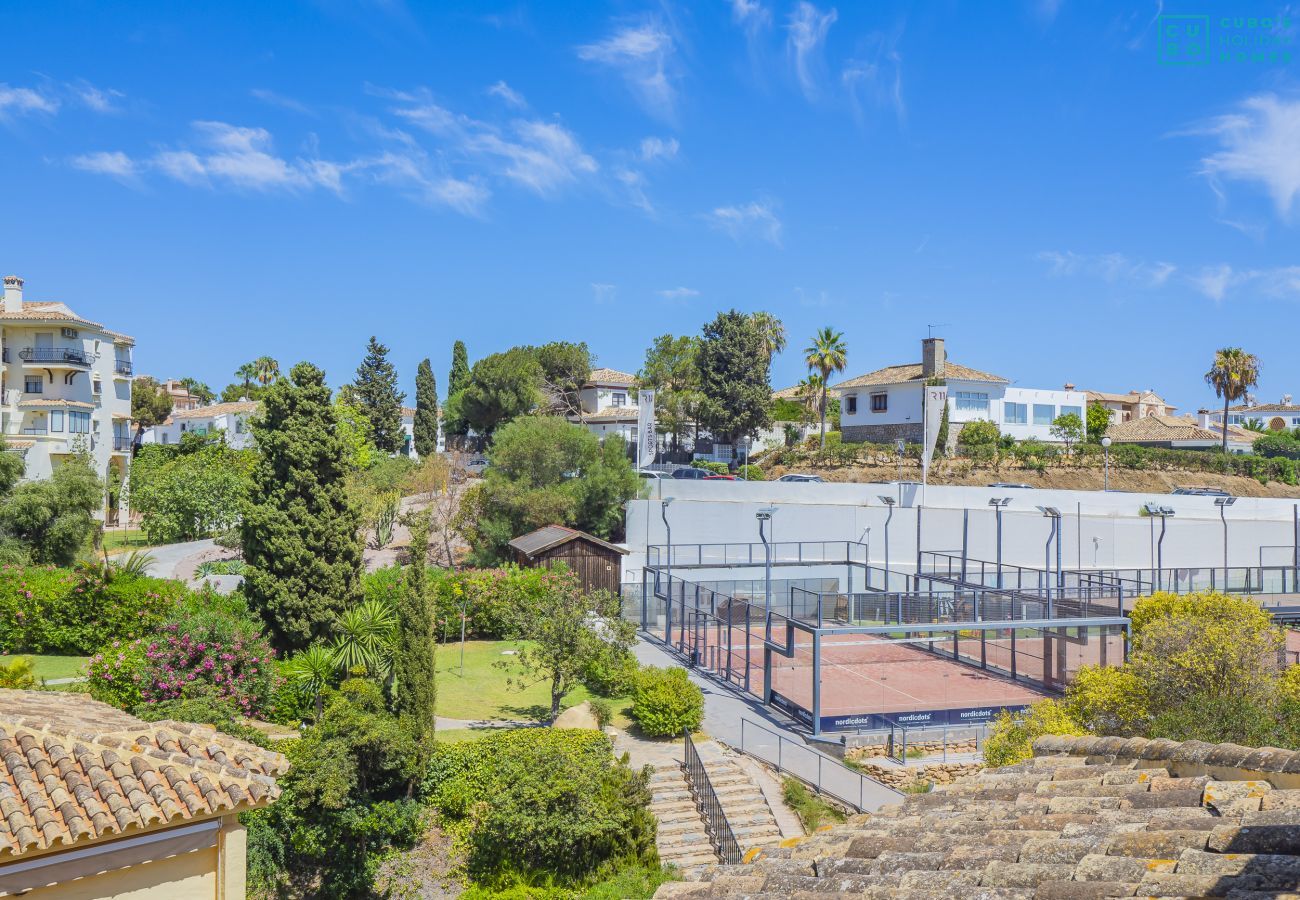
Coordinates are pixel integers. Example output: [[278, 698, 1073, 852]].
[[624, 481, 1300, 584]]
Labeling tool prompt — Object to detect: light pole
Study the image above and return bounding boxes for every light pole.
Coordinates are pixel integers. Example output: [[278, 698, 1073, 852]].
[[757, 507, 776, 619], [1215, 496, 1236, 587], [879, 495, 896, 592], [989, 497, 1012, 590], [1037, 506, 1061, 612], [1101, 436, 1112, 492], [895, 439, 905, 481], [1144, 503, 1175, 591], [660, 498, 674, 644]]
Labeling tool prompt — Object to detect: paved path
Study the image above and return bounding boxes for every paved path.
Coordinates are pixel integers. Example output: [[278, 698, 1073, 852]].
[[633, 637, 903, 812], [142, 538, 217, 581]]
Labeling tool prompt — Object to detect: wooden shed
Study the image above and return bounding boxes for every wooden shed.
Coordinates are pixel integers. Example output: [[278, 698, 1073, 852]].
[[507, 525, 628, 595]]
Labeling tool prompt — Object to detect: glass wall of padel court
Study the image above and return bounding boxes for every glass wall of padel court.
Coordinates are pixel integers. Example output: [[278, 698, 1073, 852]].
[[635, 541, 1129, 736]]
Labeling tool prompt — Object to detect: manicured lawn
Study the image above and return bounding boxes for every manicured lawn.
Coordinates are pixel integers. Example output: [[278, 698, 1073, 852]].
[[435, 639, 632, 726], [25, 655, 89, 682], [101, 528, 156, 554]]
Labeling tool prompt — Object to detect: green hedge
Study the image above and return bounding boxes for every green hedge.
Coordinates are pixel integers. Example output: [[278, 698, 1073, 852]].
[[0, 566, 185, 655], [631, 666, 704, 737]]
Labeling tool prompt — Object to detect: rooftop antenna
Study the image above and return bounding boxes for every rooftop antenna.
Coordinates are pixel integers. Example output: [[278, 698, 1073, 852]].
[[926, 323, 950, 338]]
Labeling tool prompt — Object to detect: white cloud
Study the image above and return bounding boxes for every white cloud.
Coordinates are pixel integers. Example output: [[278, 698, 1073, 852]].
[[1038, 250, 1177, 287], [658, 286, 699, 300], [639, 136, 679, 163], [842, 29, 906, 126], [1195, 93, 1300, 220], [70, 151, 136, 179], [72, 81, 124, 114], [730, 0, 771, 33], [1188, 264, 1300, 302], [706, 199, 783, 246], [591, 283, 617, 304], [1033, 0, 1064, 24], [250, 89, 315, 116], [577, 22, 677, 120], [615, 168, 655, 214], [0, 84, 58, 118], [1189, 264, 1235, 301], [487, 80, 526, 108], [786, 3, 838, 100]]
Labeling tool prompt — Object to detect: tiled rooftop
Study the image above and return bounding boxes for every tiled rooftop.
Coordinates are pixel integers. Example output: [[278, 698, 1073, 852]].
[[657, 734, 1300, 899], [835, 360, 1009, 390], [0, 690, 286, 858]]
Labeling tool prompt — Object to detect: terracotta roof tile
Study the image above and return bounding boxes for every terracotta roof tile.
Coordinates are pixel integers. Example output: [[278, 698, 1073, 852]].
[[586, 367, 637, 387], [583, 406, 639, 422], [0, 690, 285, 859], [835, 360, 1009, 390], [1106, 414, 1262, 444], [17, 399, 95, 410], [170, 401, 259, 420]]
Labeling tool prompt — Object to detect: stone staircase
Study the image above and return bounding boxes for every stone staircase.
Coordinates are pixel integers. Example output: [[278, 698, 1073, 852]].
[[648, 738, 786, 871]]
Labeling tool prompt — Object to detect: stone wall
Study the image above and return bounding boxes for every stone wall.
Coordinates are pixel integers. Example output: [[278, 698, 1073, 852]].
[[841, 423, 923, 445], [845, 739, 979, 760], [847, 759, 984, 792]]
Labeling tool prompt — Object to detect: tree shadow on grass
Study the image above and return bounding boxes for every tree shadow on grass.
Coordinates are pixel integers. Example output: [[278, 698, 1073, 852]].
[[498, 702, 552, 722]]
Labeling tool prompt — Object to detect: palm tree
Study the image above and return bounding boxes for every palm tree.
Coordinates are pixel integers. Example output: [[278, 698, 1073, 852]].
[[254, 356, 281, 386], [331, 599, 397, 678], [235, 362, 258, 396], [179, 377, 215, 406], [796, 374, 825, 427], [803, 327, 848, 448], [750, 311, 787, 362], [1204, 347, 1261, 454], [283, 645, 338, 720]]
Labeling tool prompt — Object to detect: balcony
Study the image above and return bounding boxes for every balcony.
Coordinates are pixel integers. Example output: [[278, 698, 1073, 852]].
[[113, 436, 132, 452], [20, 425, 48, 436], [1, 348, 8, 363], [19, 347, 90, 368], [114, 360, 133, 376]]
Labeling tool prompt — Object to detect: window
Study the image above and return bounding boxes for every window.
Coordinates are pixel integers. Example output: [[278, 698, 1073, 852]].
[[871, 392, 888, 412], [1033, 404, 1056, 425], [845, 395, 858, 415], [23, 376, 41, 394], [954, 391, 990, 413], [1004, 402, 1027, 425], [161, 433, 170, 445], [1060, 405, 1082, 419], [611, 392, 627, 407], [50, 411, 63, 432], [68, 411, 90, 433], [235, 417, 244, 434], [92, 379, 102, 395]]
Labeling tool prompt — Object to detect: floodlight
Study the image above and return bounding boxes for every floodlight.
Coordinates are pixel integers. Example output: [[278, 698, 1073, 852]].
[[1144, 503, 1175, 517], [660, 497, 674, 507], [756, 506, 776, 521], [988, 497, 1012, 508], [1037, 506, 1061, 518], [1214, 496, 1237, 507], [878, 495, 896, 506]]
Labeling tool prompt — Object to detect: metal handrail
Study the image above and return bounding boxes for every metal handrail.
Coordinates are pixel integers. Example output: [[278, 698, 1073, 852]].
[[737, 718, 901, 812], [683, 730, 742, 864], [18, 347, 90, 366], [114, 360, 133, 376]]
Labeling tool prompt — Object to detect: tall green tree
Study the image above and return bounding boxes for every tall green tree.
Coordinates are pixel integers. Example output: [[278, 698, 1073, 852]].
[[242, 362, 363, 652], [395, 508, 437, 765], [413, 358, 439, 457], [352, 337, 406, 453], [235, 362, 259, 396], [254, 356, 281, 386], [131, 376, 174, 427], [459, 347, 542, 437], [0, 455, 101, 565], [1205, 347, 1261, 454], [803, 327, 848, 448], [533, 341, 592, 419], [637, 334, 701, 450], [448, 340, 471, 396], [695, 310, 773, 450], [750, 311, 787, 362], [1085, 400, 1112, 444]]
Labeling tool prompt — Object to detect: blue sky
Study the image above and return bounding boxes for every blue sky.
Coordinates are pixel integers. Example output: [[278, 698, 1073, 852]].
[[0, 1, 1297, 413]]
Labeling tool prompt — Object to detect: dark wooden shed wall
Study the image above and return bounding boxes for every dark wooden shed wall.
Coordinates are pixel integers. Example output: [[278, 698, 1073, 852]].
[[511, 539, 623, 595]]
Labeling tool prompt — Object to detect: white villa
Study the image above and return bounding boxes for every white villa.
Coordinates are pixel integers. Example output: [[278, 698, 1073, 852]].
[[1204, 399, 1300, 433], [399, 406, 446, 459], [573, 367, 640, 442], [141, 401, 258, 450], [0, 275, 133, 518], [834, 337, 1089, 445]]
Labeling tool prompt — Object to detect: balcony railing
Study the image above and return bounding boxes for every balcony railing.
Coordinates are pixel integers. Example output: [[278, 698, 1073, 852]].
[[1, 348, 8, 363], [19, 347, 90, 367], [113, 436, 132, 452], [20, 425, 48, 435], [114, 360, 132, 376]]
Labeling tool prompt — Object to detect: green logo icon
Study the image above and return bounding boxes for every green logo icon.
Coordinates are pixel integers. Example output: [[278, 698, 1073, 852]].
[[1159, 15, 1210, 65]]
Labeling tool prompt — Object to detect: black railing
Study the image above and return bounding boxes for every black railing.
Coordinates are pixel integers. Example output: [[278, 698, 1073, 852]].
[[114, 360, 132, 376], [19, 347, 90, 366], [112, 436, 131, 452], [683, 730, 742, 865], [1, 348, 7, 363]]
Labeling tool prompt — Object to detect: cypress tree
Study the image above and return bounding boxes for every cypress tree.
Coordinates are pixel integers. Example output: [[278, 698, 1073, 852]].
[[242, 362, 363, 652], [352, 336, 406, 453], [414, 358, 439, 457], [395, 509, 437, 761], [448, 340, 470, 396]]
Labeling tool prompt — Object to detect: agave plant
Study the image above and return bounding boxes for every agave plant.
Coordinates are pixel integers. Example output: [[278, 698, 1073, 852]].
[[113, 550, 157, 579], [369, 492, 400, 550], [195, 559, 247, 578], [282, 645, 338, 721], [330, 599, 397, 679]]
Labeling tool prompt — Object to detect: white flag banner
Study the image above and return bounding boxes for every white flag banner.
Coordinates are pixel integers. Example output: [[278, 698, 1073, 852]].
[[921, 385, 948, 484], [637, 390, 657, 468]]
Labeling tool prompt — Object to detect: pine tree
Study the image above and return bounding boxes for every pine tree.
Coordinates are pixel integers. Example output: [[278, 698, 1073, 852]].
[[242, 362, 363, 652], [395, 509, 437, 763], [448, 340, 470, 396], [352, 336, 406, 453], [414, 358, 439, 457]]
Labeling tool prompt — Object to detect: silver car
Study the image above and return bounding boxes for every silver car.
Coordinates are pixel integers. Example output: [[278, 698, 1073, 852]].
[[778, 473, 825, 483]]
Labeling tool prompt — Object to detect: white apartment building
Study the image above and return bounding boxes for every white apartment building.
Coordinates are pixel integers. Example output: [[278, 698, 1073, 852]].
[[398, 406, 446, 459], [0, 275, 133, 517], [572, 367, 640, 442], [141, 401, 258, 450], [834, 337, 1089, 445], [1204, 399, 1300, 432]]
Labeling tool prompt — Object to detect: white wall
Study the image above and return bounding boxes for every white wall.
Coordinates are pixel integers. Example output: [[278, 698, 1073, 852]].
[[625, 480, 1300, 583]]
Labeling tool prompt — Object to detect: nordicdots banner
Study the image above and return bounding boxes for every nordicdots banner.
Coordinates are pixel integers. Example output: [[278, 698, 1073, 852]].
[[637, 390, 656, 468]]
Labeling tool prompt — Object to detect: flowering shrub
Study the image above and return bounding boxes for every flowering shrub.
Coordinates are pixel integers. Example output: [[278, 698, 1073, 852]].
[[0, 565, 183, 654], [422, 564, 560, 640], [86, 639, 149, 710]]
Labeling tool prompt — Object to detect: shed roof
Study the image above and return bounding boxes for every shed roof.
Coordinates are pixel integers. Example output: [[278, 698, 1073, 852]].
[[507, 524, 627, 558]]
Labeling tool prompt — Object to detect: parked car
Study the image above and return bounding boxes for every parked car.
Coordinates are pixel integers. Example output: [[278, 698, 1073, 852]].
[[671, 467, 709, 480], [638, 469, 668, 480], [703, 474, 737, 480], [1171, 486, 1232, 496], [464, 458, 489, 476], [988, 482, 1034, 489], [778, 473, 825, 483]]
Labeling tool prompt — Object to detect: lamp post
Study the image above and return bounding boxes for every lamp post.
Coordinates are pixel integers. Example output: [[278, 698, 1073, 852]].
[[1144, 503, 1175, 591], [1215, 496, 1237, 587], [660, 498, 674, 644], [989, 497, 1012, 590], [879, 495, 896, 592], [1101, 436, 1112, 492], [757, 507, 776, 619], [895, 439, 905, 481], [1037, 506, 1061, 612]]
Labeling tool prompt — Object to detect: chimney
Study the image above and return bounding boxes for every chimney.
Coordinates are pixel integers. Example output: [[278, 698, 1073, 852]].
[[1064, 382, 1075, 391], [2, 276, 22, 313], [1197, 408, 1211, 428], [1285, 394, 1293, 407], [921, 337, 946, 378]]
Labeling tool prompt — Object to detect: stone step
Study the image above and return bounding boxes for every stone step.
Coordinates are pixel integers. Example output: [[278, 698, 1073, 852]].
[[657, 817, 711, 837], [659, 851, 720, 869], [652, 788, 692, 804], [658, 831, 713, 852]]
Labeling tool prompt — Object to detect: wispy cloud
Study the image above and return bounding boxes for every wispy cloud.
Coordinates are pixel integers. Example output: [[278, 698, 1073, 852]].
[[1033, 0, 1064, 25], [250, 88, 316, 116], [1188, 264, 1300, 302], [70, 151, 137, 180], [842, 28, 906, 126], [486, 80, 526, 108], [591, 282, 617, 304], [638, 136, 679, 163], [1193, 93, 1300, 221], [577, 21, 678, 121], [72, 80, 124, 114], [657, 286, 699, 300], [786, 3, 838, 100], [0, 84, 58, 119], [706, 199, 783, 246], [1038, 250, 1177, 286]]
